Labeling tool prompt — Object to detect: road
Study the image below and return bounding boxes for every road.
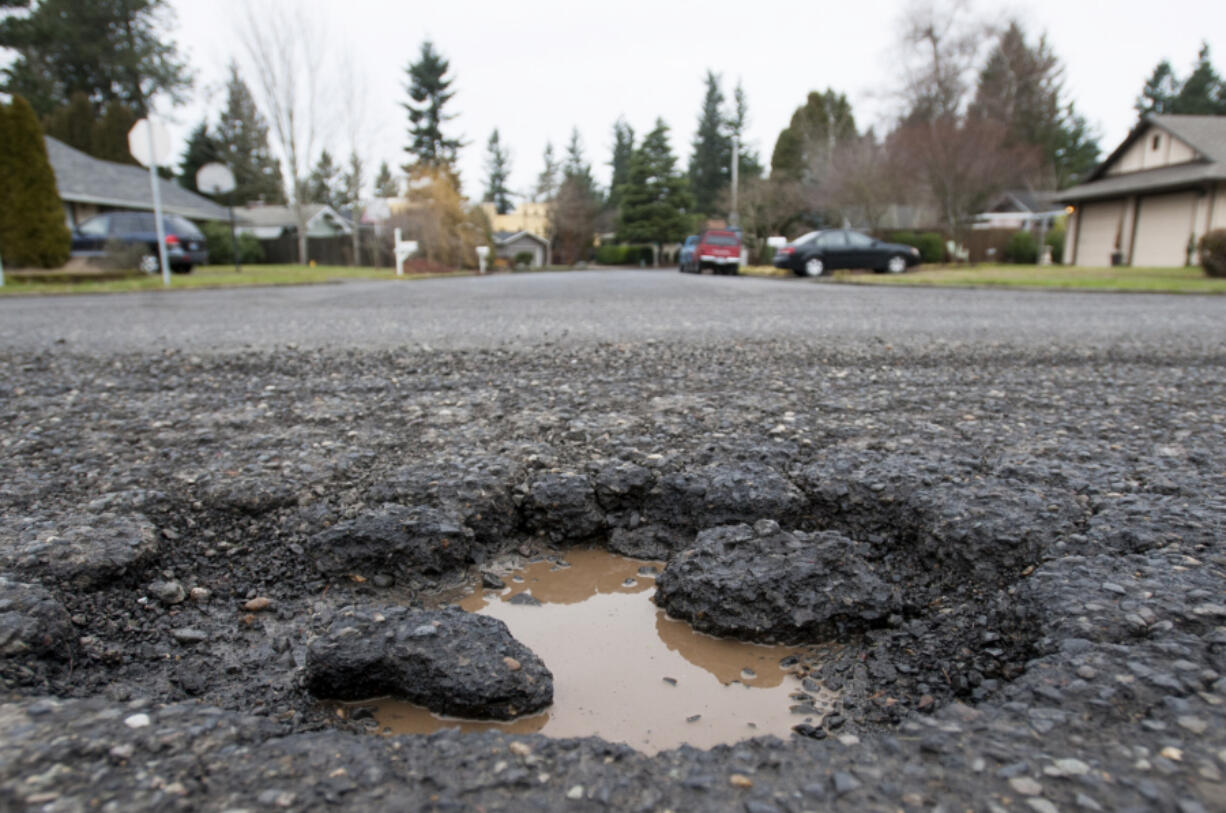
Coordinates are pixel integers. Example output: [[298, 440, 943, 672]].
[[1, 268, 1223, 353]]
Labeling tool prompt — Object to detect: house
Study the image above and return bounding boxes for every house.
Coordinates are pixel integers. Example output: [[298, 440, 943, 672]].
[[493, 230, 550, 268], [44, 136, 230, 227], [235, 204, 352, 239], [973, 190, 1066, 231], [1059, 115, 1226, 266], [480, 201, 550, 242]]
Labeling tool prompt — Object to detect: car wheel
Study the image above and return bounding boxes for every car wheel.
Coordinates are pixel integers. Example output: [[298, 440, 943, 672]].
[[728, 265, 739, 276], [803, 257, 825, 277], [139, 254, 160, 274], [171, 264, 193, 274], [886, 254, 907, 274]]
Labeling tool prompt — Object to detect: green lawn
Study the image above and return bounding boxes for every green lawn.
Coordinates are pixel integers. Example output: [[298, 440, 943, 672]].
[[0, 264, 468, 296], [744, 264, 1226, 293]]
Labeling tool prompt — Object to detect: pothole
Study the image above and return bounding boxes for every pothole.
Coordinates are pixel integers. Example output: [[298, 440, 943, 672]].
[[348, 549, 837, 754]]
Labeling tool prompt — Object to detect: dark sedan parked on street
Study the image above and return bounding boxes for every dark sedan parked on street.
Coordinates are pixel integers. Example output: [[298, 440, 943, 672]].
[[71, 211, 209, 274], [772, 229, 921, 277]]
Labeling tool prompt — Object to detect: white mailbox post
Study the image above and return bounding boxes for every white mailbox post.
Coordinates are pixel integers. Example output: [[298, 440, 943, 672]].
[[393, 228, 418, 276], [475, 245, 490, 274]]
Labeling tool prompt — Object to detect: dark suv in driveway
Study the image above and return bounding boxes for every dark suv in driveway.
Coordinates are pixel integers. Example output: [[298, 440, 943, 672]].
[[773, 229, 920, 277], [71, 211, 209, 273]]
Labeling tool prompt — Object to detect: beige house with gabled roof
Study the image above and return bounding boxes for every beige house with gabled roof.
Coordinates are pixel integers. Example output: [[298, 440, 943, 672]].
[[480, 201, 551, 242], [1060, 115, 1226, 267]]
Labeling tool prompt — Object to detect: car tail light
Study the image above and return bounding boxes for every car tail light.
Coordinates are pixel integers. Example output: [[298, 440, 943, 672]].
[[165, 234, 180, 247], [780, 246, 795, 255]]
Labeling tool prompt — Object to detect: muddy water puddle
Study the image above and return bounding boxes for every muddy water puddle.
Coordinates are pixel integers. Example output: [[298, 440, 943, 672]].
[[353, 549, 837, 754]]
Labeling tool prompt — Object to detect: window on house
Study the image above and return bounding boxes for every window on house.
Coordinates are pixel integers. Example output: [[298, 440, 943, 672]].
[[1152, 134, 1161, 151]]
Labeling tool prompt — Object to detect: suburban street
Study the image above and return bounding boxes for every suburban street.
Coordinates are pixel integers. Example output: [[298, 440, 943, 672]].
[[2, 269, 1224, 353]]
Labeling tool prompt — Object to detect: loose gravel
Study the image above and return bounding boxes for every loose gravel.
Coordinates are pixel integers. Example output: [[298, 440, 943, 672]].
[[1, 272, 1225, 811]]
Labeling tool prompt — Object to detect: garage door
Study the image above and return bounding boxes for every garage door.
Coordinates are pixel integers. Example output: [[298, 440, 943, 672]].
[[1075, 200, 1124, 266], [1132, 191, 1196, 267]]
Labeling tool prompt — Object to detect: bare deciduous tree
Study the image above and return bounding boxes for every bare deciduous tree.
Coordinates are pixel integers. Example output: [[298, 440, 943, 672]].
[[238, 2, 330, 264], [818, 134, 902, 232], [895, 0, 992, 122], [890, 116, 1040, 239]]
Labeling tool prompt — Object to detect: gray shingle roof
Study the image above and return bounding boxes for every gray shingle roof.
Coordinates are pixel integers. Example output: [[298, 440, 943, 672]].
[[45, 136, 230, 221], [239, 204, 327, 228], [1151, 114, 1226, 165], [1060, 115, 1226, 202]]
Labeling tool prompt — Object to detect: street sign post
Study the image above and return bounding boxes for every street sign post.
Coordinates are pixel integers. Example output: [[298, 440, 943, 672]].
[[196, 163, 239, 273], [128, 118, 173, 286]]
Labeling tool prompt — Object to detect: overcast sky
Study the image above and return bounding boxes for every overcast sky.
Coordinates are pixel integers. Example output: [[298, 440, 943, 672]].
[[161, 0, 1226, 201]]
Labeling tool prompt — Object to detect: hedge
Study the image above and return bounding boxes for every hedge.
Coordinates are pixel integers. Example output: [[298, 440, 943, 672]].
[[886, 231, 945, 263], [1004, 230, 1039, 264], [201, 221, 265, 264], [594, 244, 654, 265]]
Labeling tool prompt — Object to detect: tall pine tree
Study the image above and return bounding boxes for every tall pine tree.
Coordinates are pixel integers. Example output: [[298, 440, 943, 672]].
[[534, 141, 559, 202], [402, 40, 463, 179], [307, 150, 342, 209], [0, 0, 191, 116], [607, 118, 634, 210], [617, 118, 692, 247], [373, 161, 399, 197], [769, 90, 857, 185], [1137, 44, 1226, 115], [483, 128, 513, 214], [689, 70, 730, 216], [562, 127, 598, 199], [178, 121, 221, 193], [968, 21, 1099, 189], [214, 63, 285, 206]]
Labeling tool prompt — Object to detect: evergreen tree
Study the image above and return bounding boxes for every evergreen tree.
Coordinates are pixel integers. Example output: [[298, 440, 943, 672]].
[[769, 90, 857, 185], [562, 127, 597, 198], [41, 92, 94, 154], [402, 39, 463, 178], [534, 141, 559, 202], [92, 100, 139, 164], [307, 150, 342, 209], [178, 121, 221, 193], [1136, 44, 1226, 115], [340, 151, 364, 207], [0, 95, 70, 268], [729, 80, 764, 179], [969, 21, 1100, 188], [607, 118, 634, 209], [0, 0, 191, 116], [214, 63, 285, 205], [374, 160, 399, 197], [483, 128, 513, 214], [689, 70, 731, 216], [617, 118, 692, 246]]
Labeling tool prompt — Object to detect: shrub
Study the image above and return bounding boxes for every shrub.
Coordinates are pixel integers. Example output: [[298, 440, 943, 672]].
[[201, 221, 265, 265], [98, 239, 149, 271], [595, 244, 653, 265], [887, 231, 944, 263], [0, 96, 71, 268], [1200, 229, 1226, 278], [1004, 230, 1039, 264], [1045, 223, 1066, 264], [512, 250, 534, 268]]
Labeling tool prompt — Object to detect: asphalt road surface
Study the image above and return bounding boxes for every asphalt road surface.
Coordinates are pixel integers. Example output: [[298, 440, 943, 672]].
[[2, 268, 1223, 353]]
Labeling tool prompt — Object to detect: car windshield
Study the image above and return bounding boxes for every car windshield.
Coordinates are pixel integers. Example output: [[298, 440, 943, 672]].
[[702, 233, 739, 246]]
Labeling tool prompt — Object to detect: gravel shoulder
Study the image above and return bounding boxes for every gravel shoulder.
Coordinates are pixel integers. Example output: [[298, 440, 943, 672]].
[[1, 272, 1225, 811]]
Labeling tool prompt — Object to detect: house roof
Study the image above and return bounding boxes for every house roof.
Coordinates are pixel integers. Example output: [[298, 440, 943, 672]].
[[239, 204, 351, 233], [1061, 115, 1226, 202], [45, 136, 230, 221], [493, 229, 548, 247], [985, 189, 1062, 213]]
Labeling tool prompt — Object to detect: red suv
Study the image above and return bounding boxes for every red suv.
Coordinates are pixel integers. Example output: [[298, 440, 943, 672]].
[[680, 229, 742, 275]]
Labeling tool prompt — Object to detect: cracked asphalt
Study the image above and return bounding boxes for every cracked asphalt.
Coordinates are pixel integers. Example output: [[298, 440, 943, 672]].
[[1, 270, 1225, 812]]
